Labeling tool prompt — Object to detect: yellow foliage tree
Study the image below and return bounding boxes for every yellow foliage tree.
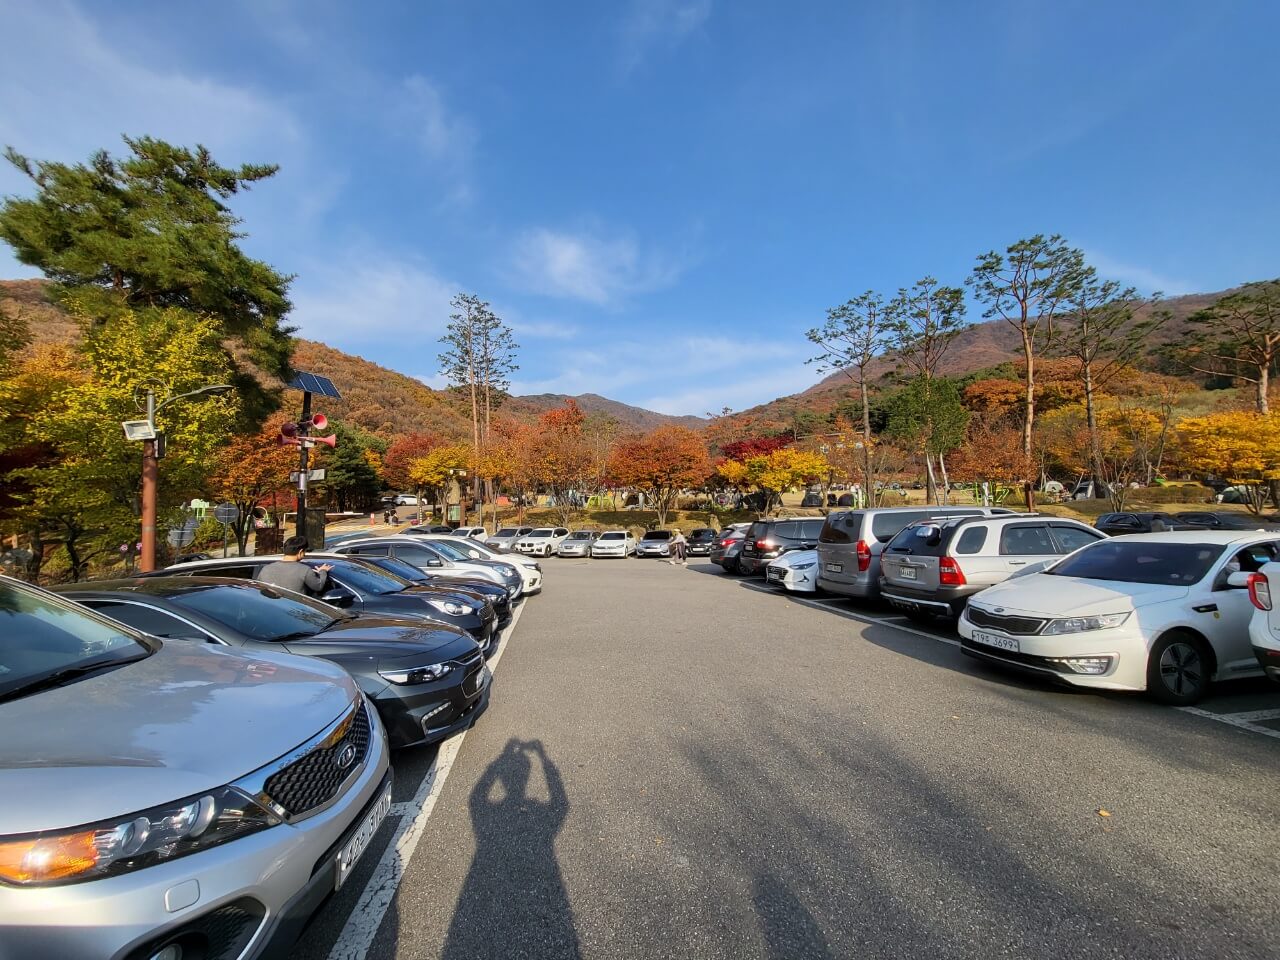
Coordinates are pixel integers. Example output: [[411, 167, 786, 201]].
[[718, 448, 828, 515], [407, 444, 471, 518], [1177, 411, 1280, 514]]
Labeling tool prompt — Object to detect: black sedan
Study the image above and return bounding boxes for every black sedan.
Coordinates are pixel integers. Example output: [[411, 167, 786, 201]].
[[352, 554, 513, 626], [150, 555, 498, 655], [685, 528, 719, 556], [1094, 512, 1206, 536], [1174, 511, 1280, 531], [57, 578, 491, 749]]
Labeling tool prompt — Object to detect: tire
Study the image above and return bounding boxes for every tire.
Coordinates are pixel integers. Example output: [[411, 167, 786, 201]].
[[726, 556, 742, 575], [1146, 631, 1212, 705]]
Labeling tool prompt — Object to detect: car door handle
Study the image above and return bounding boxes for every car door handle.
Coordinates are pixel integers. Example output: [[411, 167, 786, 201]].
[[1008, 561, 1027, 566]]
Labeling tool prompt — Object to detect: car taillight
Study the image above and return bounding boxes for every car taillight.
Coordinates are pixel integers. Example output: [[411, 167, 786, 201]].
[[855, 540, 871, 572], [756, 539, 774, 550], [1248, 572, 1272, 611], [939, 557, 966, 586]]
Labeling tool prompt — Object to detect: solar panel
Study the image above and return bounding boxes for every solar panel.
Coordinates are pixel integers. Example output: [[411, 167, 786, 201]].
[[288, 371, 342, 399]]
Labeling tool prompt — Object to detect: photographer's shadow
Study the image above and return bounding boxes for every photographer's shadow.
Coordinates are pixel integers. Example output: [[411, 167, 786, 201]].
[[442, 738, 580, 960]]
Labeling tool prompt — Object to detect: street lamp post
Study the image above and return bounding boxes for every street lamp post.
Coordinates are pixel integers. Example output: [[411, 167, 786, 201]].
[[127, 382, 233, 573]]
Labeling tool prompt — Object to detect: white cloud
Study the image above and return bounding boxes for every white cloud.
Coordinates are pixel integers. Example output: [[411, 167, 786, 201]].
[[1084, 248, 1193, 297], [290, 252, 458, 348], [620, 0, 713, 73], [510, 227, 682, 305], [0, 0, 300, 191], [395, 75, 476, 205], [509, 318, 581, 341]]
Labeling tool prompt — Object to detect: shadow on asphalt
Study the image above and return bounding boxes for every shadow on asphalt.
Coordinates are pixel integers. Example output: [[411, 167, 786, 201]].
[[753, 872, 835, 960], [437, 737, 580, 960]]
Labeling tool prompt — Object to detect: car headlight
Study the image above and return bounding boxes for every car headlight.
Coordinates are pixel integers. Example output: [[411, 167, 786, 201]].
[[428, 599, 474, 617], [1041, 613, 1130, 635], [792, 561, 816, 570], [0, 786, 280, 886], [379, 661, 453, 685], [496, 565, 517, 578], [532, 562, 542, 572]]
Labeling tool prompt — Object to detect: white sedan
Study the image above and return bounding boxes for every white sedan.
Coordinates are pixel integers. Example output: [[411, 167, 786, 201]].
[[764, 549, 819, 593], [957, 531, 1276, 705], [1243, 563, 1280, 684], [591, 530, 636, 558], [413, 535, 544, 595]]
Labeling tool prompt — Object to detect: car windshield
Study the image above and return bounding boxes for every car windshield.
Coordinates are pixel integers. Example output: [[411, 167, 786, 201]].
[[529, 529, 554, 537], [1048, 541, 1225, 585], [567, 532, 592, 540], [316, 560, 406, 596], [424, 540, 476, 562], [599, 532, 625, 541], [168, 584, 337, 642], [643, 531, 672, 541], [1, 583, 151, 703], [361, 555, 431, 583], [495, 528, 518, 537]]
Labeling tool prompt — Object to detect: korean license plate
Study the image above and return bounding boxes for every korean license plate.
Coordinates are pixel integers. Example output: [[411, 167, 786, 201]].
[[972, 630, 1019, 653], [335, 782, 392, 890], [900, 565, 917, 580], [827, 562, 843, 574]]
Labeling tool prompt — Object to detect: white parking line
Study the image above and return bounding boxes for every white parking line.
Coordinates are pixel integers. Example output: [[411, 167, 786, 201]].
[[326, 600, 527, 960], [1177, 706, 1280, 741]]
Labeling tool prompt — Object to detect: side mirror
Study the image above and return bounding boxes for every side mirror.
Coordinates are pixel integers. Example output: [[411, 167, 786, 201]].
[[320, 589, 355, 607], [1226, 571, 1252, 589], [427, 558, 443, 568]]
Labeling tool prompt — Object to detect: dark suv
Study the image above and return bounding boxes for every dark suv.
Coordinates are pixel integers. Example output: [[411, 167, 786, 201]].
[[1094, 512, 1204, 536], [686, 528, 719, 556], [739, 517, 826, 575]]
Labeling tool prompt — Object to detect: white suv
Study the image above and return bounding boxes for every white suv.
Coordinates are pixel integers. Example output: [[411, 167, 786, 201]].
[[515, 527, 569, 557], [957, 531, 1276, 704]]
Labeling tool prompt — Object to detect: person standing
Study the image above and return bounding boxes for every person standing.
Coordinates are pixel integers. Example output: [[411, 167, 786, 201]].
[[671, 528, 688, 567], [256, 535, 333, 596]]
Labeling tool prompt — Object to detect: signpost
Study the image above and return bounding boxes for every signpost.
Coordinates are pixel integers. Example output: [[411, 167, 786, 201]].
[[213, 502, 237, 558]]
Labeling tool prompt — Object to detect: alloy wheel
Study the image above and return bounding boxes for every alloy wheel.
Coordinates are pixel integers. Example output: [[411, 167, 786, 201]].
[[1158, 641, 1204, 698]]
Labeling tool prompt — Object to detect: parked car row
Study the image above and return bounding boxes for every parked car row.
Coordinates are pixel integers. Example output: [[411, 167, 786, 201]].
[[0, 529, 548, 958], [715, 506, 1280, 707]]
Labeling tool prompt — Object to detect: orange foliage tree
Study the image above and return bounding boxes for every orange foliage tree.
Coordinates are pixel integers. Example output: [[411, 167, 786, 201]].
[[208, 414, 298, 554], [528, 400, 594, 525], [947, 423, 1036, 504], [383, 432, 441, 505], [607, 426, 712, 527]]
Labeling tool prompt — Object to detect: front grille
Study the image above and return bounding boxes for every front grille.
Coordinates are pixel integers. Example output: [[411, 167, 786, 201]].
[[264, 702, 371, 817], [966, 606, 1047, 636], [126, 898, 265, 960]]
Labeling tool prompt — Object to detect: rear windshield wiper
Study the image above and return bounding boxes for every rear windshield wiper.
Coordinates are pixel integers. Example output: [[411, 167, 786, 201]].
[[0, 654, 146, 704]]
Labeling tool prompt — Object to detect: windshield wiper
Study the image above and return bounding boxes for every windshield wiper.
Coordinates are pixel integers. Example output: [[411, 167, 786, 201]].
[[0, 654, 146, 704], [269, 630, 322, 643]]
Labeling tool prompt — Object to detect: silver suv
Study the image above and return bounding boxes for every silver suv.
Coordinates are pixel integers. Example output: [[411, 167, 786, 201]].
[[0, 576, 392, 960], [816, 506, 1015, 600], [878, 514, 1105, 619]]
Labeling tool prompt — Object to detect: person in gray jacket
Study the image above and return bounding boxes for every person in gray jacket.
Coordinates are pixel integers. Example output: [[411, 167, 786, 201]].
[[255, 536, 333, 596]]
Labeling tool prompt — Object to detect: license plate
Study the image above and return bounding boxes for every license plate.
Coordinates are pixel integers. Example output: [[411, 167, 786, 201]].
[[827, 562, 843, 573], [972, 630, 1019, 653], [768, 568, 783, 580], [335, 783, 392, 890], [900, 565, 917, 580]]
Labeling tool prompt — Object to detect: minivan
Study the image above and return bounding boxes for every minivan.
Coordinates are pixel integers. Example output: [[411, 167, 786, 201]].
[[816, 506, 1015, 600]]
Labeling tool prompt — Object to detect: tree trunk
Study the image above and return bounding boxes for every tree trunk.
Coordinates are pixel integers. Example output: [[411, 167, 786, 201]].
[[24, 528, 44, 582], [1083, 360, 1103, 495], [924, 454, 938, 505], [1257, 362, 1270, 414], [938, 453, 950, 505], [859, 372, 875, 509], [1022, 329, 1035, 463]]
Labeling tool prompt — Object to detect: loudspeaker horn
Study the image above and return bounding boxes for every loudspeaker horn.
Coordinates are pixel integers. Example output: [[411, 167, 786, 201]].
[[310, 433, 337, 448], [309, 413, 328, 431]]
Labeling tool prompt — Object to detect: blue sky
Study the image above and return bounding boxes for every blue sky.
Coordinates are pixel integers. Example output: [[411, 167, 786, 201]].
[[2, 1, 1278, 415]]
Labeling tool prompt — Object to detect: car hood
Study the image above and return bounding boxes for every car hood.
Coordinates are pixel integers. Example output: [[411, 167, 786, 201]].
[[0, 643, 358, 833], [972, 575, 1189, 616], [303, 616, 477, 656], [402, 584, 490, 605]]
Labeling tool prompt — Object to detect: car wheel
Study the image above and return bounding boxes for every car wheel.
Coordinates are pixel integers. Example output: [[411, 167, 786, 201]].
[[726, 557, 741, 575], [1146, 631, 1212, 705]]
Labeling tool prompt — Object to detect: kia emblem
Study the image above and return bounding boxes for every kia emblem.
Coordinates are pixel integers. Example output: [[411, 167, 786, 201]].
[[336, 744, 358, 770], [994, 607, 1005, 613]]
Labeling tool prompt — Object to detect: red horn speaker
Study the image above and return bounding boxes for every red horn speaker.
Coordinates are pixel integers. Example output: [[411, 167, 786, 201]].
[[311, 434, 337, 448], [310, 413, 328, 431], [280, 421, 298, 438]]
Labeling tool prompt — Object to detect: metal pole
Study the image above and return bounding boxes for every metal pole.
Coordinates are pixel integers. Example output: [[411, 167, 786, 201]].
[[139, 390, 158, 573], [295, 391, 312, 543]]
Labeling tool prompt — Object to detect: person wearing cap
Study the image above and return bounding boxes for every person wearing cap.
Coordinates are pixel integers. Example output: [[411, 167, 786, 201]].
[[255, 535, 333, 596]]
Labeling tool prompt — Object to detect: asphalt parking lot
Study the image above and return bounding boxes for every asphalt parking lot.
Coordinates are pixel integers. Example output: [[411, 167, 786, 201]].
[[292, 558, 1280, 960]]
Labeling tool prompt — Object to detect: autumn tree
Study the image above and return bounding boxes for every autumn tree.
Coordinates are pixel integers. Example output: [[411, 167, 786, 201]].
[[0, 138, 293, 422], [968, 235, 1084, 472], [384, 432, 442, 510], [1183, 280, 1280, 413], [947, 423, 1036, 505], [1178, 411, 1280, 514], [1054, 271, 1158, 494], [1040, 401, 1165, 509], [720, 435, 790, 462], [885, 377, 969, 503], [407, 444, 472, 518], [208, 415, 297, 554], [716, 447, 829, 516], [607, 426, 712, 527], [528, 400, 594, 525]]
